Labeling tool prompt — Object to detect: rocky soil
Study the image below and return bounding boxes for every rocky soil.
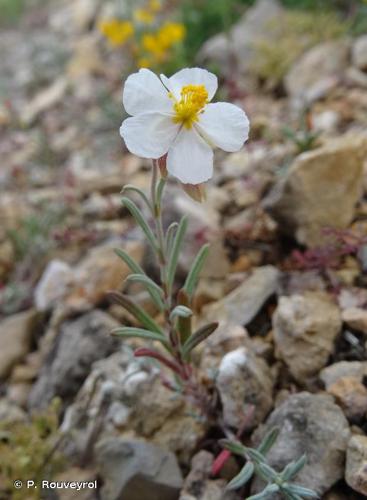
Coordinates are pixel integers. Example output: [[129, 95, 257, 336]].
[[1, 0, 367, 499]]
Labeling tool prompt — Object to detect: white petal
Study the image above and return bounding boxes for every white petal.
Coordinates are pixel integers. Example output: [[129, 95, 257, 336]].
[[161, 68, 218, 102], [167, 128, 213, 185], [120, 113, 179, 159], [123, 68, 173, 116], [196, 102, 250, 152]]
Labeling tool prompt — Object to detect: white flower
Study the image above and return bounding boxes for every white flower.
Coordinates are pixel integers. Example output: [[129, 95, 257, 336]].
[[120, 67, 250, 185]]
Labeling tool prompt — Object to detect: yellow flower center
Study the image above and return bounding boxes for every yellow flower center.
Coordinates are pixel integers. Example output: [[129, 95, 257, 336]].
[[172, 85, 208, 129]]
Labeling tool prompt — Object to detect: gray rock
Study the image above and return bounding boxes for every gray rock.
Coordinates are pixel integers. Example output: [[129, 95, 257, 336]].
[[0, 31, 70, 103], [0, 309, 39, 380], [346, 435, 367, 496], [65, 240, 144, 310], [216, 347, 273, 428], [198, 0, 284, 78], [202, 266, 279, 327], [273, 292, 341, 382], [342, 307, 367, 335], [34, 259, 74, 312], [0, 398, 27, 422], [320, 361, 367, 388], [320, 361, 367, 421], [61, 347, 204, 462], [96, 438, 183, 500], [28, 310, 119, 409], [253, 392, 350, 496], [285, 40, 350, 103], [346, 66, 367, 89], [266, 134, 366, 247], [352, 35, 367, 72], [180, 450, 241, 500]]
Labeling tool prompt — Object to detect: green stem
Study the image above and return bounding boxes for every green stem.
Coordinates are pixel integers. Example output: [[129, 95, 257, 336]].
[[149, 160, 214, 414]]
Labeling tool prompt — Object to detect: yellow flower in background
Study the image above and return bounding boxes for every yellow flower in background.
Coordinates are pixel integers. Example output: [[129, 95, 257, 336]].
[[99, 2, 185, 70], [158, 22, 186, 48], [149, 0, 161, 12], [141, 22, 186, 65], [99, 19, 134, 47], [142, 33, 165, 61], [134, 8, 155, 24]]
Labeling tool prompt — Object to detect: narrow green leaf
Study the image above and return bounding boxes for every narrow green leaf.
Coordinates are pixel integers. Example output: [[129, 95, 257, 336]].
[[125, 274, 165, 310], [247, 484, 279, 500], [121, 196, 158, 251], [281, 455, 307, 481], [109, 292, 163, 335], [182, 322, 218, 359], [156, 178, 166, 206], [114, 248, 145, 275], [121, 185, 153, 213], [256, 462, 278, 482], [165, 222, 178, 257], [220, 439, 247, 457], [258, 427, 280, 455], [246, 448, 267, 465], [226, 462, 254, 490], [183, 243, 210, 299], [111, 327, 168, 347], [286, 484, 319, 498], [114, 248, 163, 309], [170, 305, 193, 321], [167, 215, 188, 292]]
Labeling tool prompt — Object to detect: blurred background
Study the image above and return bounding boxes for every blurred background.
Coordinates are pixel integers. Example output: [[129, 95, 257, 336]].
[[1, 0, 367, 499]]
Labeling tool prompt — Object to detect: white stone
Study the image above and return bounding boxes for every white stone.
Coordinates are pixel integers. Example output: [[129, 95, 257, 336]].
[[35, 259, 73, 311], [352, 35, 367, 71]]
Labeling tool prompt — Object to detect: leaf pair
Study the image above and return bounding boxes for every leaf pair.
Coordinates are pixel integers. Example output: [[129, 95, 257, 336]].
[[109, 292, 170, 352], [114, 248, 164, 310], [222, 428, 318, 500]]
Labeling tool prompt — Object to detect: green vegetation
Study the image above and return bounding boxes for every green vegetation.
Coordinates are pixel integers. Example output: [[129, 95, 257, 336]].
[[179, 0, 366, 74], [250, 9, 349, 88], [1, 207, 66, 315], [0, 400, 65, 500], [7, 208, 65, 262], [0, 0, 24, 25]]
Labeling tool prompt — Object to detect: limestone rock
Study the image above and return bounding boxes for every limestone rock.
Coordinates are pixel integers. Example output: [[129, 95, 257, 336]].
[[96, 438, 183, 500], [216, 347, 273, 428], [21, 77, 68, 125], [65, 240, 144, 310], [266, 135, 365, 247], [320, 361, 367, 421], [273, 292, 341, 382], [253, 392, 350, 496], [180, 451, 240, 500], [61, 348, 203, 462], [0, 398, 27, 422], [54, 467, 97, 500], [346, 435, 367, 496], [28, 310, 119, 409], [342, 308, 367, 335], [34, 260, 74, 312], [152, 414, 206, 464], [0, 309, 39, 380], [352, 35, 367, 72], [202, 266, 279, 327], [198, 0, 284, 78], [199, 324, 249, 375], [285, 40, 350, 102]]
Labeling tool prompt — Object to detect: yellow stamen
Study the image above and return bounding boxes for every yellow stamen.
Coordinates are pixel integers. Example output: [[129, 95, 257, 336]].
[[172, 84, 208, 129]]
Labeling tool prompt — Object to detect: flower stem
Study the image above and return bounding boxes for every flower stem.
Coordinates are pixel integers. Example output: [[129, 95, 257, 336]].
[[148, 160, 215, 418]]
